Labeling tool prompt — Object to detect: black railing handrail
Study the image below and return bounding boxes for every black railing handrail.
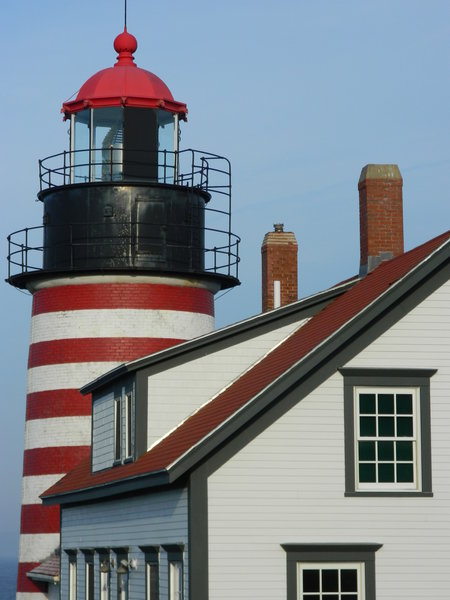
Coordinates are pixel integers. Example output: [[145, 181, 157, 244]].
[[7, 220, 240, 281], [38, 148, 232, 199]]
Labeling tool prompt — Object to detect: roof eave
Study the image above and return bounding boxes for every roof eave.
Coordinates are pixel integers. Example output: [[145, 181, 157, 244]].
[[42, 468, 170, 506]]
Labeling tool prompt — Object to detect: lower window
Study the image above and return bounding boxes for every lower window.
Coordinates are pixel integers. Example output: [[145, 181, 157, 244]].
[[282, 544, 381, 600], [299, 562, 362, 599]]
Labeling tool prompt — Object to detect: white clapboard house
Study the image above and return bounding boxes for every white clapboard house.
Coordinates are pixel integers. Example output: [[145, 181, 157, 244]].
[[42, 164, 450, 600]]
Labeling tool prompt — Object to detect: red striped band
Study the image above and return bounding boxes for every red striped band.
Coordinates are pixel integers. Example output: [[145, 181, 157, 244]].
[[20, 504, 60, 534], [23, 446, 91, 476], [26, 390, 92, 421], [17, 563, 47, 593], [32, 283, 214, 316], [28, 337, 184, 368]]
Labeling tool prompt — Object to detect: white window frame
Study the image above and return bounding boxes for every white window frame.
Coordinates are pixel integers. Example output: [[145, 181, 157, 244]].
[[146, 559, 159, 600], [85, 556, 94, 600], [169, 559, 183, 600], [100, 570, 110, 600], [114, 396, 121, 462], [125, 392, 133, 459], [113, 387, 134, 464], [68, 555, 77, 600], [354, 386, 421, 492], [298, 561, 364, 600]]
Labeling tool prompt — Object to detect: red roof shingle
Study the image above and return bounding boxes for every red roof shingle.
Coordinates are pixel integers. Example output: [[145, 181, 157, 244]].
[[43, 230, 450, 500]]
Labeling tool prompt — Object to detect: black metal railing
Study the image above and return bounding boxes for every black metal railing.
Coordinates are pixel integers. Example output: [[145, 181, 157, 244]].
[[38, 148, 231, 200], [7, 220, 240, 281], [7, 148, 240, 283]]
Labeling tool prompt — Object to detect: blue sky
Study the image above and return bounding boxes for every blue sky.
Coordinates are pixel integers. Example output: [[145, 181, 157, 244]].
[[1, 0, 449, 558]]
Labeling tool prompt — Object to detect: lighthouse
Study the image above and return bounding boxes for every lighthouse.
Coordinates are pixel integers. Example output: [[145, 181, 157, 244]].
[[7, 28, 239, 599]]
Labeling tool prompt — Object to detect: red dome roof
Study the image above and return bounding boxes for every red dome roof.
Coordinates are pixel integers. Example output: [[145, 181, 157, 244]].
[[62, 28, 187, 119]]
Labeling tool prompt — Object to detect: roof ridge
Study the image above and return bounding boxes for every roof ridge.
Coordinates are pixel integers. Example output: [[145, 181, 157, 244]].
[[42, 229, 450, 500]]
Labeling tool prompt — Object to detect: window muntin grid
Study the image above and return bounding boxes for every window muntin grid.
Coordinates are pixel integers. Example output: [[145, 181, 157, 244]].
[[298, 562, 363, 600], [355, 387, 420, 490]]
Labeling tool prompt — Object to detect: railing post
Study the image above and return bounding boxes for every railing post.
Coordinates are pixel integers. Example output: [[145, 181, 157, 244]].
[[24, 228, 28, 272], [110, 146, 113, 182], [39, 160, 43, 192], [7, 235, 10, 279], [174, 149, 179, 184], [163, 150, 166, 183], [63, 150, 67, 185], [214, 246, 217, 273]]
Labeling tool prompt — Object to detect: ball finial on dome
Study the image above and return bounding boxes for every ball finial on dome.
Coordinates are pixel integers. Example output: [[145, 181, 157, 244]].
[[114, 27, 138, 66]]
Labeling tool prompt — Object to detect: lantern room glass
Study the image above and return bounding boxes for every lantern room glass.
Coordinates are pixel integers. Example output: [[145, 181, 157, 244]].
[[70, 108, 179, 184], [71, 109, 90, 183], [93, 107, 123, 182]]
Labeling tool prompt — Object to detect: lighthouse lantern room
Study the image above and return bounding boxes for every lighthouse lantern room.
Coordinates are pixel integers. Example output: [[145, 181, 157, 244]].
[[8, 28, 239, 600]]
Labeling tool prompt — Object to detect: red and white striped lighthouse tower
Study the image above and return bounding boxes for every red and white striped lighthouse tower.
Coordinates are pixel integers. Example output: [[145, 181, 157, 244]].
[[7, 28, 239, 599]]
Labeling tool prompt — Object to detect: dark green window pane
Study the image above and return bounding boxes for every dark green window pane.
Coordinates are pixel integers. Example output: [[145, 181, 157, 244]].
[[378, 393, 394, 414], [322, 570, 338, 592], [397, 417, 413, 437], [341, 569, 357, 592], [359, 393, 375, 414], [360, 416, 376, 437], [396, 393, 413, 414], [303, 569, 319, 592], [304, 596, 320, 600], [397, 463, 414, 482], [378, 440, 394, 461], [359, 463, 376, 482], [396, 441, 413, 461], [322, 596, 339, 600], [345, 596, 358, 600], [359, 441, 375, 461], [378, 416, 394, 437], [378, 462, 395, 482]]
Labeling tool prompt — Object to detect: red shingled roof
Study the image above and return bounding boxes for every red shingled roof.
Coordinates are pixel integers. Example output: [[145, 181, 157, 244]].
[[27, 552, 60, 582], [43, 230, 450, 500]]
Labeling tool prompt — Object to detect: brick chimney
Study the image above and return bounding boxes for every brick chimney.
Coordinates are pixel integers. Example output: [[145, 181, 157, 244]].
[[359, 164, 404, 275], [261, 223, 298, 312]]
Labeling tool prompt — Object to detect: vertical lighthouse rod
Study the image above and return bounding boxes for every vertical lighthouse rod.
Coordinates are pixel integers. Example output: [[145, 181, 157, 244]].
[[125, 0, 127, 28]]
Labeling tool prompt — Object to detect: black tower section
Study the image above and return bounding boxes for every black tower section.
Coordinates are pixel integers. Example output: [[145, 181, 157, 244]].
[[7, 147, 240, 291], [41, 183, 206, 273]]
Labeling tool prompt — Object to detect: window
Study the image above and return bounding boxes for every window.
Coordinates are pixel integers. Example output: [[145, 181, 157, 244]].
[[84, 553, 94, 600], [67, 552, 77, 600], [113, 548, 129, 600], [341, 368, 435, 496], [114, 397, 121, 462], [163, 545, 184, 600], [125, 392, 133, 459], [140, 546, 159, 600], [117, 570, 128, 600], [282, 544, 382, 600], [356, 387, 417, 489], [100, 570, 110, 600], [113, 385, 135, 464], [99, 550, 111, 600], [299, 562, 361, 599], [169, 561, 183, 600]]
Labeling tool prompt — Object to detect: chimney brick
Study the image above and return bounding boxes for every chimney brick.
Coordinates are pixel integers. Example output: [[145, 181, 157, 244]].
[[261, 224, 298, 312], [358, 164, 404, 274]]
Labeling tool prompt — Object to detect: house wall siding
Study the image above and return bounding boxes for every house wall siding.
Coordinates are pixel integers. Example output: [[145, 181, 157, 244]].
[[147, 320, 305, 449], [208, 279, 450, 600], [91, 389, 114, 472], [60, 487, 188, 600]]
